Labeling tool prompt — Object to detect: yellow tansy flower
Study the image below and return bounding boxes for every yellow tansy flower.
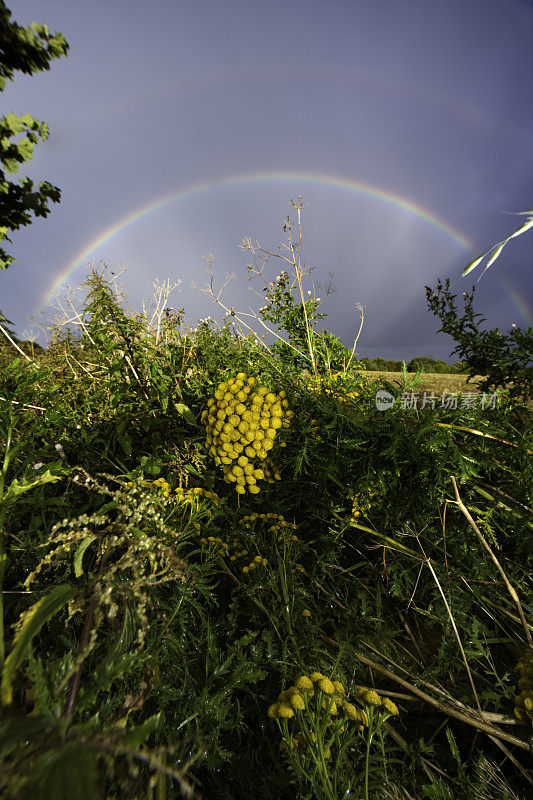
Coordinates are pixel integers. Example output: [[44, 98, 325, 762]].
[[358, 689, 381, 706], [382, 697, 399, 716], [295, 676, 313, 691], [289, 691, 305, 711], [277, 703, 294, 718], [317, 677, 335, 695]]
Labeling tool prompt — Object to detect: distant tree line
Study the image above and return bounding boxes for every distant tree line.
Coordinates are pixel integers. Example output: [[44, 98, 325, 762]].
[[356, 356, 468, 374]]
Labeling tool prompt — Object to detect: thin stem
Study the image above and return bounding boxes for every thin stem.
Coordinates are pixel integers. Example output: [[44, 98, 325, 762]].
[[310, 690, 336, 800], [0, 323, 35, 363], [0, 506, 5, 670], [65, 546, 111, 716], [345, 304, 365, 373], [277, 550, 305, 667], [319, 632, 530, 750], [364, 728, 374, 800], [0, 397, 46, 411], [422, 551, 483, 715], [0, 410, 14, 670], [292, 209, 317, 378], [450, 476, 532, 648]]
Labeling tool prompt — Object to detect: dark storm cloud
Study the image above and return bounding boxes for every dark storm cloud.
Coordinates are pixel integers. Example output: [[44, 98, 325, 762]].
[[1, 0, 532, 359]]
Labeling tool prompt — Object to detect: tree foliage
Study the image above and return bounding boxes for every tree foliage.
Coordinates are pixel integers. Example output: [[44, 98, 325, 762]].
[[0, 1, 68, 270], [426, 279, 533, 401]]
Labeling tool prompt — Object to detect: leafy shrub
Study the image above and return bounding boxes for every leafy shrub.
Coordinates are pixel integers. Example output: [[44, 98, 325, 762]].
[[426, 279, 533, 401]]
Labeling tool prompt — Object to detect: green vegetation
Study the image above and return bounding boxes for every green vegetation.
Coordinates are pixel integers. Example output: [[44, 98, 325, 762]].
[[425, 280, 533, 402], [0, 202, 532, 799], [0, 2, 531, 792], [0, 1, 68, 272]]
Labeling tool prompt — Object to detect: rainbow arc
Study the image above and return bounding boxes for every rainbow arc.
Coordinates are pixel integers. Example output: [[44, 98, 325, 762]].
[[36, 171, 531, 326]]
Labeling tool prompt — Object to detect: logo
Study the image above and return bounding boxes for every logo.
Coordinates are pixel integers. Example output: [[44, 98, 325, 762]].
[[375, 390, 395, 411]]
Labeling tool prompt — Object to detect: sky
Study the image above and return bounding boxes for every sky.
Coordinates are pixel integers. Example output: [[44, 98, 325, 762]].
[[1, 0, 533, 362]]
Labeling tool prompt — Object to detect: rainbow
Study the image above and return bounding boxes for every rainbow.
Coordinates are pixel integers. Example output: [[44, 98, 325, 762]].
[[37, 171, 475, 314], [498, 275, 533, 327]]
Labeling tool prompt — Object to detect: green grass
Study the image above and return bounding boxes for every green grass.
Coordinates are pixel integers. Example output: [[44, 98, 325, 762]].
[[0, 267, 531, 800], [363, 369, 487, 394]]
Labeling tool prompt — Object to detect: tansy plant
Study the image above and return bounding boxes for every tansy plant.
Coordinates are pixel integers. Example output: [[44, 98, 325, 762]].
[[201, 372, 293, 495], [514, 646, 533, 729], [267, 671, 399, 800], [0, 360, 67, 672], [305, 370, 369, 413]]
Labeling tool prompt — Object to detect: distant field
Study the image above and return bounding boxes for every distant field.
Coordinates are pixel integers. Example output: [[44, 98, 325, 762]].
[[363, 371, 533, 411], [363, 371, 487, 396]]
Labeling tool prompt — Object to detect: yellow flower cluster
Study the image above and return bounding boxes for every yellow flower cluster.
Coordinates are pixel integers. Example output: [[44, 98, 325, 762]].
[[194, 526, 259, 570], [201, 373, 294, 495], [514, 648, 533, 726], [350, 488, 379, 523], [125, 477, 173, 497], [307, 417, 322, 441], [194, 524, 229, 554], [192, 511, 300, 573], [231, 512, 299, 574], [148, 477, 172, 496], [306, 372, 363, 411], [174, 485, 221, 507], [267, 672, 399, 726], [240, 511, 299, 542]]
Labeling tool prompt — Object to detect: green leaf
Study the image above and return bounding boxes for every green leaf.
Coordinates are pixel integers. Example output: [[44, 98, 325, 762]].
[[123, 712, 160, 749], [117, 431, 132, 457], [30, 741, 97, 800], [484, 241, 506, 268], [174, 402, 196, 425], [346, 520, 424, 559], [0, 468, 63, 509], [461, 254, 484, 277], [97, 603, 137, 673], [462, 211, 533, 278], [184, 464, 200, 476], [0, 715, 55, 761], [1, 584, 77, 705], [509, 214, 533, 239], [73, 535, 97, 578], [142, 458, 161, 476]]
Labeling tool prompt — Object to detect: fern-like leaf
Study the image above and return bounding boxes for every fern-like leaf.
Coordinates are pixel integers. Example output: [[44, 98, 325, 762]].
[[1, 583, 77, 704]]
